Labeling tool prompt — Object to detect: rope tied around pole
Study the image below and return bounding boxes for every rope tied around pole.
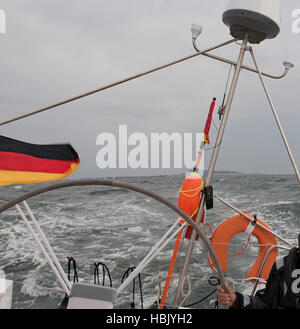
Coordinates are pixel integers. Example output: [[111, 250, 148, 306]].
[[179, 275, 192, 307]]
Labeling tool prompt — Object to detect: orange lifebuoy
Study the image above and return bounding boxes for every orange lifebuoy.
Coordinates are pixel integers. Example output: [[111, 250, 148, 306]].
[[208, 212, 278, 282]]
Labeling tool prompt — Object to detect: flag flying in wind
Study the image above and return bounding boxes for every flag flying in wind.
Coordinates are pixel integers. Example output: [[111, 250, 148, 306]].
[[0, 135, 80, 186], [203, 97, 216, 144]]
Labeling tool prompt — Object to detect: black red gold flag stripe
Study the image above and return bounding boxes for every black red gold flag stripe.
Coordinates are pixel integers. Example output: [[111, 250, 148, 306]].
[[0, 135, 80, 186]]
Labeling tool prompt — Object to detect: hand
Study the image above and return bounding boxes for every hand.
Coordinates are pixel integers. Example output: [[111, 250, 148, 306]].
[[217, 283, 236, 308]]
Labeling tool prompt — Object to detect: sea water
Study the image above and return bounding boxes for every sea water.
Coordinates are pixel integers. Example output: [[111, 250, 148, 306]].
[[0, 173, 299, 309]]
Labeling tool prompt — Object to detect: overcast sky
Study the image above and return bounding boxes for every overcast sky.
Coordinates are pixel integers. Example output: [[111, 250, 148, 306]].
[[0, 0, 299, 179]]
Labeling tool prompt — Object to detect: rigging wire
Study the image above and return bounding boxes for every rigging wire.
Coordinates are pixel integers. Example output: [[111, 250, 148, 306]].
[[222, 64, 233, 108], [204, 141, 222, 152], [0, 39, 237, 128], [212, 118, 220, 133], [201, 66, 233, 152]]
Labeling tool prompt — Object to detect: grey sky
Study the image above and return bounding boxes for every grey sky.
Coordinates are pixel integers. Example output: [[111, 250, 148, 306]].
[[0, 0, 299, 178]]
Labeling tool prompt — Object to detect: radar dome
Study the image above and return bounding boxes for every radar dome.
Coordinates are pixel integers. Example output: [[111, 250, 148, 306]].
[[223, 0, 280, 44]]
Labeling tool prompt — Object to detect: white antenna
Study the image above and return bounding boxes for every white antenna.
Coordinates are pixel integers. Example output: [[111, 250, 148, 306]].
[[283, 61, 294, 69], [191, 23, 203, 40]]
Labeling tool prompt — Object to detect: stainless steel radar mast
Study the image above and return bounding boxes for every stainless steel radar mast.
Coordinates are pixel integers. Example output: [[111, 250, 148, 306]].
[[173, 0, 299, 308]]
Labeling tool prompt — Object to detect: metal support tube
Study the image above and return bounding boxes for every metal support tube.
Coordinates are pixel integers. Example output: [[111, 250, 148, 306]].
[[214, 194, 294, 248], [173, 34, 249, 308], [250, 245, 290, 296], [15, 204, 71, 296], [117, 218, 184, 295], [249, 48, 300, 185], [192, 39, 290, 80], [0, 39, 237, 128], [117, 222, 187, 296], [22, 200, 72, 291]]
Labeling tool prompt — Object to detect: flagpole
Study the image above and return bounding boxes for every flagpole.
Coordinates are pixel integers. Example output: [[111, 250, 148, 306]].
[[159, 97, 215, 309], [173, 34, 249, 308]]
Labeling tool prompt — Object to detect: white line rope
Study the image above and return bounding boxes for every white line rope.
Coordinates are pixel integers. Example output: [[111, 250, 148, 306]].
[[226, 276, 267, 287], [179, 275, 192, 307], [211, 242, 276, 248], [157, 273, 163, 308]]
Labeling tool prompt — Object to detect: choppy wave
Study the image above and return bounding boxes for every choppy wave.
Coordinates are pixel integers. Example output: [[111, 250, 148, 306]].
[[0, 174, 299, 309]]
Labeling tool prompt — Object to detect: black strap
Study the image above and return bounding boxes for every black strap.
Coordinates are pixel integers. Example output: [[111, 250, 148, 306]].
[[183, 276, 220, 308], [121, 267, 144, 309], [94, 262, 112, 287], [67, 257, 79, 283], [204, 186, 214, 210]]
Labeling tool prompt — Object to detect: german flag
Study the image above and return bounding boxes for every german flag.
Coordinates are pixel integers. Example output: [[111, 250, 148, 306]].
[[0, 135, 80, 186]]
